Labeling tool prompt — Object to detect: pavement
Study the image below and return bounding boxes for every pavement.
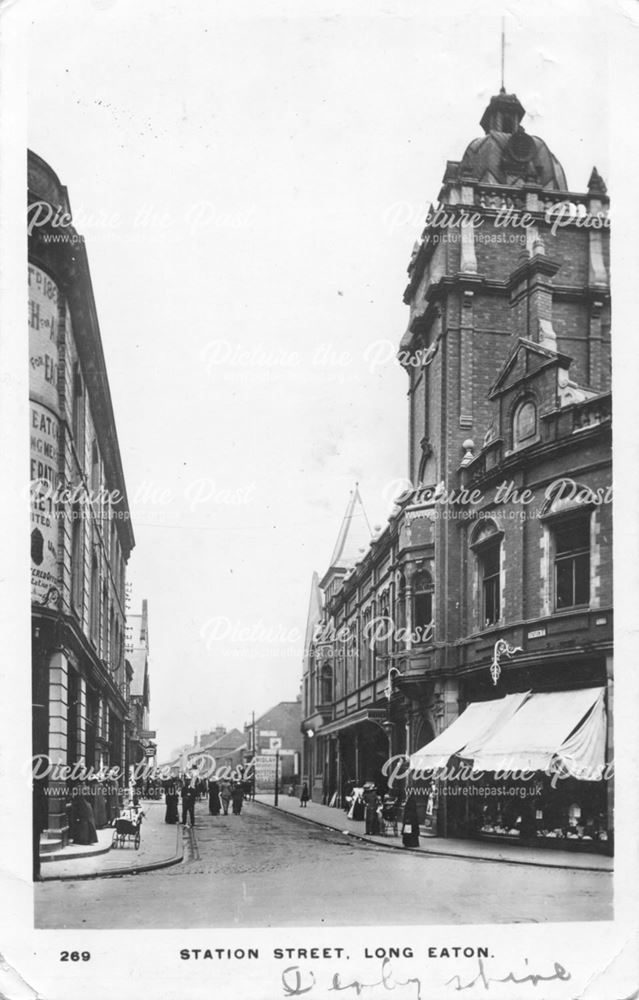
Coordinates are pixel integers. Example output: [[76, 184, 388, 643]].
[[254, 794, 614, 872], [40, 799, 184, 881]]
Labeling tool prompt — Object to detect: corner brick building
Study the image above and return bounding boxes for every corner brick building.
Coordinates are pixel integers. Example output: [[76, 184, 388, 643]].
[[301, 88, 612, 852], [29, 151, 136, 850]]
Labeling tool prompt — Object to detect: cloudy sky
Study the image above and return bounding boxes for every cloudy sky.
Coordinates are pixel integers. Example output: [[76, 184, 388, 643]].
[[28, 0, 610, 758]]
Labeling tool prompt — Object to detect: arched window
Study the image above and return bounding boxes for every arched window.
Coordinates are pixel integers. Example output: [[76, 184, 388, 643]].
[[361, 605, 374, 682], [471, 520, 503, 628], [377, 595, 391, 662], [513, 398, 537, 449], [412, 570, 434, 641], [320, 663, 333, 704]]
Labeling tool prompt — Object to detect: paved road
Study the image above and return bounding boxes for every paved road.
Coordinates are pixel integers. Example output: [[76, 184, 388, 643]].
[[35, 800, 612, 928]]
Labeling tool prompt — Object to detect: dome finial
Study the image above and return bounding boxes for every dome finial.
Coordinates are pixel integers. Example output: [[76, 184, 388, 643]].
[[500, 17, 506, 94]]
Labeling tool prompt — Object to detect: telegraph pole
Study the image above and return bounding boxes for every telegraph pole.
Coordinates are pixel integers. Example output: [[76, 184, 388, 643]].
[[274, 748, 280, 808], [251, 710, 256, 800]]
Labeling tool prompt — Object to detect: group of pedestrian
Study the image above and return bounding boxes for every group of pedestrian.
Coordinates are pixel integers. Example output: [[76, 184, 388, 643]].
[[342, 780, 420, 848], [164, 774, 251, 826]]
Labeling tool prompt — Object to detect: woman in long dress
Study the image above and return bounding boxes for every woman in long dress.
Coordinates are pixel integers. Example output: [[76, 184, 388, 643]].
[[164, 781, 179, 824], [401, 791, 420, 848], [208, 779, 221, 816], [72, 789, 98, 845]]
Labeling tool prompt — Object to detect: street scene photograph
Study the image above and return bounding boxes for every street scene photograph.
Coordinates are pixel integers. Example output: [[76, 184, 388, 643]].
[[24, 2, 615, 940]]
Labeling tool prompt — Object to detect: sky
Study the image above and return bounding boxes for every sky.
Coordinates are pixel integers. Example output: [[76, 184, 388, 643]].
[[28, 0, 611, 759]]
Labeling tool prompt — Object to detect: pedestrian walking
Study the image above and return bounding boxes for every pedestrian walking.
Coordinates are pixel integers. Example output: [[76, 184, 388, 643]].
[[181, 783, 197, 827], [299, 782, 309, 808], [231, 782, 244, 815], [164, 780, 179, 824], [208, 779, 221, 816], [219, 780, 232, 815], [401, 791, 420, 848]]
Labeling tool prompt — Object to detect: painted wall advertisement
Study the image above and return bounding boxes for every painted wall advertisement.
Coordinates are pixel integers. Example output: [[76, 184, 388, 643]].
[[29, 265, 61, 607], [29, 263, 59, 411], [30, 401, 61, 607]]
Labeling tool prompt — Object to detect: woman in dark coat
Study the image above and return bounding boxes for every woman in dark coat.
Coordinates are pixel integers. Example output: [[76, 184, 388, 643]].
[[364, 784, 380, 835], [208, 779, 221, 816], [401, 791, 420, 848], [165, 781, 179, 824], [72, 789, 98, 845]]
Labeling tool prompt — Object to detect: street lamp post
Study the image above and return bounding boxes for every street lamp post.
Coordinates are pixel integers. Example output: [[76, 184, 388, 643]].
[[274, 748, 280, 807]]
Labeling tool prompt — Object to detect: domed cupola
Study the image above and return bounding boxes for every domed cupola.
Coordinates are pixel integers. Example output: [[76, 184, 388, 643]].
[[459, 89, 568, 191]]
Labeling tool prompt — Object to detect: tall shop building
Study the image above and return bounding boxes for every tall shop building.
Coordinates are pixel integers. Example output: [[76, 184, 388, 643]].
[[301, 87, 612, 852]]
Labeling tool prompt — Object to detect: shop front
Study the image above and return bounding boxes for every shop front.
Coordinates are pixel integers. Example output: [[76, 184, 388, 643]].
[[409, 686, 612, 854], [317, 709, 391, 807]]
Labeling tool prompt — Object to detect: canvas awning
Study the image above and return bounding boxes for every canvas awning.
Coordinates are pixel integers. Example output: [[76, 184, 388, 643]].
[[409, 691, 531, 772], [471, 687, 606, 778]]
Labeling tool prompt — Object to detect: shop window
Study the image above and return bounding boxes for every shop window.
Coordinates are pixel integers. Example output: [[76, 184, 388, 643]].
[[553, 515, 590, 610], [413, 570, 433, 641], [513, 398, 537, 449]]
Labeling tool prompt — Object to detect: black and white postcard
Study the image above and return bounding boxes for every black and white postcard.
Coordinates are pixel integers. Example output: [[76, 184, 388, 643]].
[[1, 1, 638, 998]]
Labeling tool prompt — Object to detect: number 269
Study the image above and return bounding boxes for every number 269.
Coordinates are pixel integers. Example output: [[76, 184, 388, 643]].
[[60, 951, 91, 962]]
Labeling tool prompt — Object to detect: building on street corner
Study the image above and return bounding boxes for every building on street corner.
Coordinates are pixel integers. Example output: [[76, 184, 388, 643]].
[[301, 85, 612, 854], [245, 700, 302, 792], [29, 151, 136, 850]]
